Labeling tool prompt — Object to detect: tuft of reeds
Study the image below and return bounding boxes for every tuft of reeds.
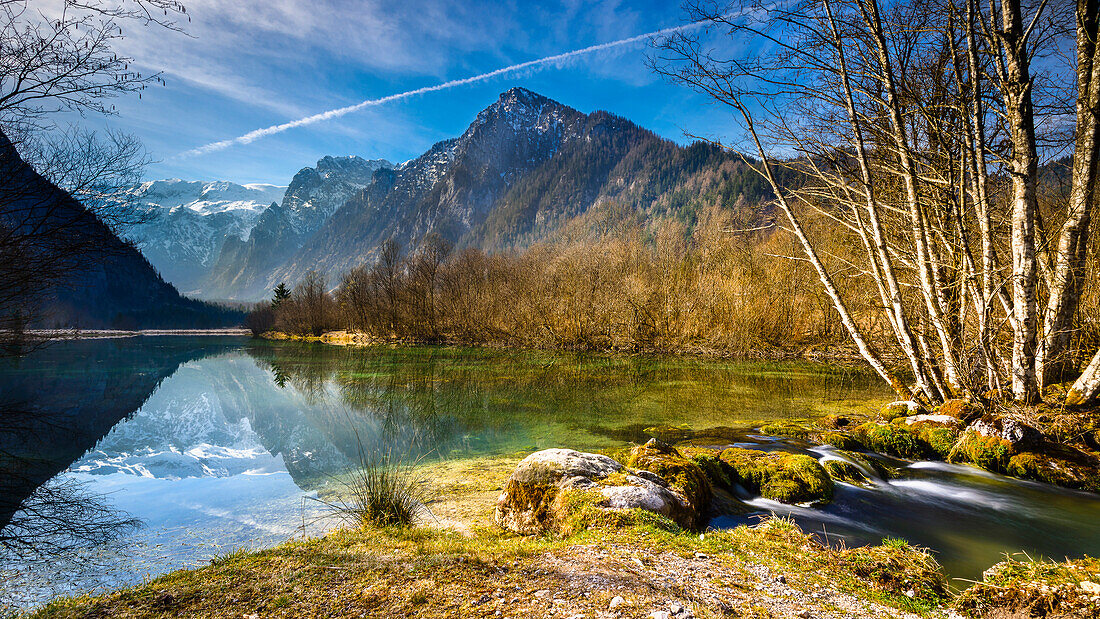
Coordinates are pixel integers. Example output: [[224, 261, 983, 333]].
[[313, 428, 435, 529]]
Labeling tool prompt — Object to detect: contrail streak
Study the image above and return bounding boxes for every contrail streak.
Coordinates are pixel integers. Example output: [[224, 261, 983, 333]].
[[179, 20, 707, 157]]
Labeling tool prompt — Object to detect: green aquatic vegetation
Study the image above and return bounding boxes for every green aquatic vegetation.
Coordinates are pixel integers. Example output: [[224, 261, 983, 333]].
[[719, 447, 833, 504], [759, 421, 814, 439], [1006, 451, 1100, 493], [813, 430, 864, 451], [908, 422, 960, 459], [833, 449, 891, 479]]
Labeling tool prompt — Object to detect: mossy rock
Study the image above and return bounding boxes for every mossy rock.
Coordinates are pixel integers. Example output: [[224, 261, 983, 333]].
[[495, 448, 701, 534], [718, 447, 834, 505], [906, 419, 961, 459], [625, 439, 713, 514], [677, 447, 735, 489], [834, 449, 891, 479], [822, 459, 873, 487], [813, 430, 865, 451], [553, 488, 681, 536], [1006, 451, 1100, 493], [838, 538, 949, 605], [936, 399, 981, 422], [881, 401, 918, 420], [948, 430, 1015, 472], [759, 422, 813, 439], [854, 423, 931, 460]]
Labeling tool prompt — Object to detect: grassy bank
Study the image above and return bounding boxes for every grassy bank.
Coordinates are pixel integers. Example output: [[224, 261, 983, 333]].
[[28, 455, 1099, 619]]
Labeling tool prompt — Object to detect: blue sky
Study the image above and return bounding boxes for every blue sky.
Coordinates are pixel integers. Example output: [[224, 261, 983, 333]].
[[89, 0, 739, 185]]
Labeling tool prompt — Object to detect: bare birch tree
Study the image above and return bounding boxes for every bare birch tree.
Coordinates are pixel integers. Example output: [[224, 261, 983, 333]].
[[654, 0, 1100, 406]]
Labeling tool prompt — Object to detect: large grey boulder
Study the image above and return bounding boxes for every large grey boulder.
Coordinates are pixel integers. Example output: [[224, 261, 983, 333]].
[[494, 448, 698, 535]]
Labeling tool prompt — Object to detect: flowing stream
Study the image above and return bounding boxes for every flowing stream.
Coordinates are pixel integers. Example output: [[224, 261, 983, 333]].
[[1, 336, 1098, 608]]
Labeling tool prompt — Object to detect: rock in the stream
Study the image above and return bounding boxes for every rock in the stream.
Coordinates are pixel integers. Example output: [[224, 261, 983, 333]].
[[881, 400, 920, 419], [902, 415, 962, 459], [948, 416, 1043, 471], [625, 439, 712, 525], [494, 445, 704, 534], [822, 459, 873, 487], [853, 422, 931, 460], [719, 448, 834, 504]]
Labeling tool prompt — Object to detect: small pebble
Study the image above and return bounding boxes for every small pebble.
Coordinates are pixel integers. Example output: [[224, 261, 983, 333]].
[[649, 612, 671, 619], [609, 596, 625, 609]]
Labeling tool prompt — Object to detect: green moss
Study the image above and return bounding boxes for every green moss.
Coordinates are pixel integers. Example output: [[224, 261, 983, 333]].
[[679, 448, 735, 489], [954, 555, 1100, 619], [834, 450, 890, 479], [948, 430, 1014, 472], [838, 539, 948, 612], [854, 423, 930, 460], [719, 448, 834, 504], [822, 459, 872, 487], [497, 478, 559, 533], [553, 488, 681, 536], [760, 422, 813, 439], [881, 402, 915, 421], [814, 431, 865, 451], [625, 442, 713, 511], [1006, 452, 1100, 493], [909, 423, 960, 459]]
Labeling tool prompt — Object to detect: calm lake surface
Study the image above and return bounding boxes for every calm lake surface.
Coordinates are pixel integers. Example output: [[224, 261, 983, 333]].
[[2, 336, 1099, 608]]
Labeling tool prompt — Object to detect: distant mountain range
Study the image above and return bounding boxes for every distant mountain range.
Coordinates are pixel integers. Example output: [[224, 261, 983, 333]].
[[126, 179, 286, 292], [136, 87, 776, 301], [201, 155, 392, 300]]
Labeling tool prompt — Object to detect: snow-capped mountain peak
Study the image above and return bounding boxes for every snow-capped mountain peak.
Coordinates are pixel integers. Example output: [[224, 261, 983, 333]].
[[126, 179, 288, 292]]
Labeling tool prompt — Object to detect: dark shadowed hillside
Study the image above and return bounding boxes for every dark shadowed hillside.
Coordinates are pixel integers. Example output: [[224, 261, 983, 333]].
[[0, 130, 243, 329]]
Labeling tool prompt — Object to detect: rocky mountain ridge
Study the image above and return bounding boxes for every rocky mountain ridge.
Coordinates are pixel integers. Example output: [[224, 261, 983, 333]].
[[126, 179, 286, 292], [199, 155, 393, 300], [152, 88, 773, 301]]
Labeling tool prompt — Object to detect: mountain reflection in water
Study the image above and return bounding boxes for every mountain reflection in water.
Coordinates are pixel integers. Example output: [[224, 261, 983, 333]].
[[2, 337, 1098, 608]]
